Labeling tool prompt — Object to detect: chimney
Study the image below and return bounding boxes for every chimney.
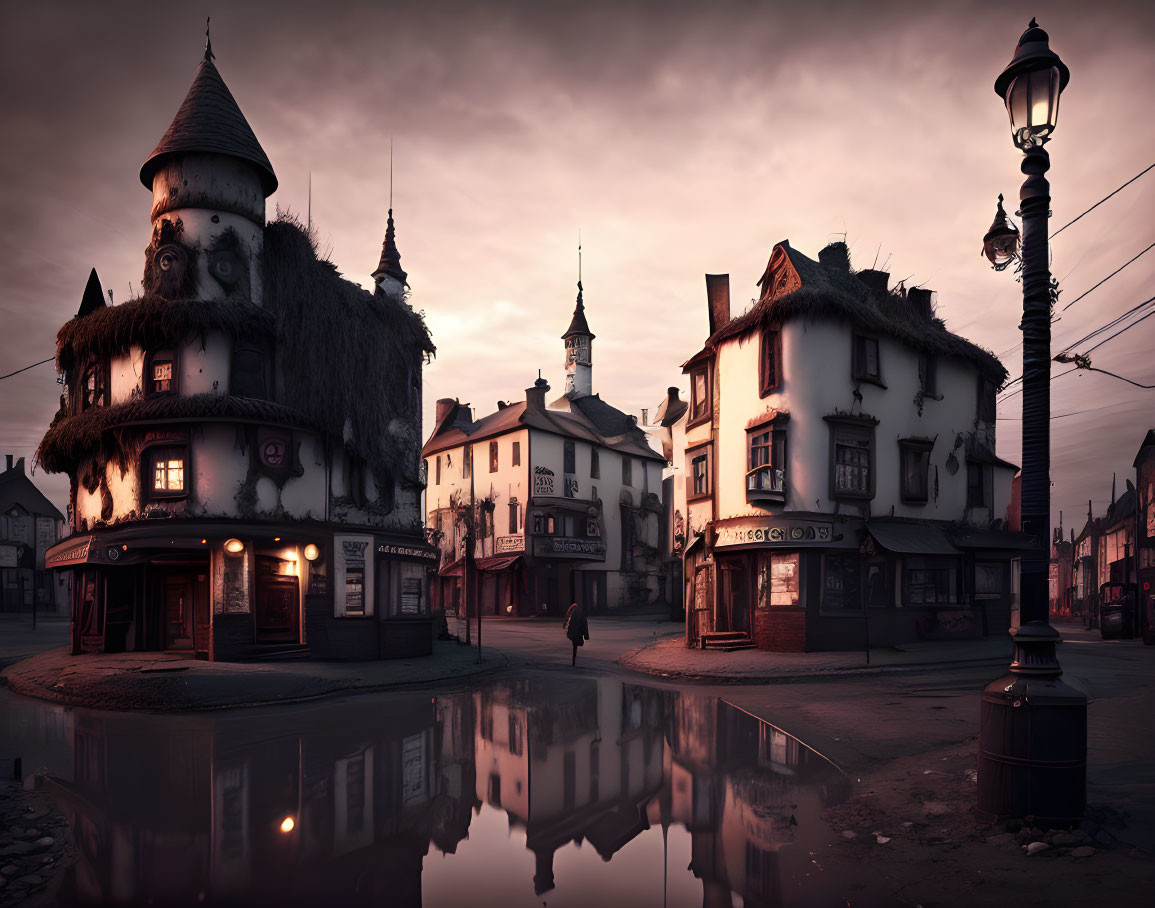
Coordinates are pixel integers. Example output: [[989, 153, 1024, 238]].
[[526, 377, 550, 412], [818, 242, 851, 272], [705, 274, 730, 334], [496, 401, 507, 410], [4, 454, 11, 472], [641, 408, 649, 425], [857, 269, 890, 297], [907, 288, 935, 320], [668, 386, 680, 400], [434, 398, 457, 427]]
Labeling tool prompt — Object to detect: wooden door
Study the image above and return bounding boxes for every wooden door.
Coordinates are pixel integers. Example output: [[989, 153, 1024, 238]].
[[164, 573, 195, 651], [256, 575, 300, 642]]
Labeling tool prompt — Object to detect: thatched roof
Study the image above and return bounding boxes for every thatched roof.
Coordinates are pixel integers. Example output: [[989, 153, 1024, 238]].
[[55, 294, 274, 374], [37, 393, 313, 475], [688, 242, 1007, 383], [263, 217, 434, 481]]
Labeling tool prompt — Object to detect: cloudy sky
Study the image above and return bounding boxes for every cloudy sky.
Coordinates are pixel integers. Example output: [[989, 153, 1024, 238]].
[[2, 0, 1153, 534]]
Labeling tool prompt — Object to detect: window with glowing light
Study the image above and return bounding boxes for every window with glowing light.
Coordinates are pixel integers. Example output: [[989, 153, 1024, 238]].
[[147, 447, 187, 498], [147, 349, 176, 396]]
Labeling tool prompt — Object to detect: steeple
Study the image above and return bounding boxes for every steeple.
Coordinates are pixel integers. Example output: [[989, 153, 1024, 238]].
[[139, 43, 277, 196], [372, 209, 408, 290], [77, 268, 105, 318], [562, 239, 594, 399]]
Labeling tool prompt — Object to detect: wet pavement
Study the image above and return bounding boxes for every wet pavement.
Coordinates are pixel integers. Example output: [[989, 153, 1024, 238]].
[[0, 676, 874, 908]]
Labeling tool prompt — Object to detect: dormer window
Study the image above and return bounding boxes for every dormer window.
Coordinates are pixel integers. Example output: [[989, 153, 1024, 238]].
[[689, 367, 711, 425], [147, 349, 176, 396]]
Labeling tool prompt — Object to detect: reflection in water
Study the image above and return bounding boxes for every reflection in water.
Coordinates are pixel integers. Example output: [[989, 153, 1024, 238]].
[[14, 679, 850, 906]]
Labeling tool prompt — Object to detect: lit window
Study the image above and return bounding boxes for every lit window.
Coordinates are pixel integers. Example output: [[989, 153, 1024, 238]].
[[148, 350, 176, 395], [147, 447, 188, 498]]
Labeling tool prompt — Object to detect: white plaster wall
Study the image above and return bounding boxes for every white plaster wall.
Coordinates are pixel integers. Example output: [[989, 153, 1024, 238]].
[[278, 434, 328, 519], [192, 426, 248, 518], [180, 332, 230, 396], [710, 318, 1005, 525], [109, 346, 145, 405]]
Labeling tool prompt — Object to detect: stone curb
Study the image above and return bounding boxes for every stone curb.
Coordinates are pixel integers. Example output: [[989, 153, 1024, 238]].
[[616, 644, 1009, 685], [0, 650, 510, 714]]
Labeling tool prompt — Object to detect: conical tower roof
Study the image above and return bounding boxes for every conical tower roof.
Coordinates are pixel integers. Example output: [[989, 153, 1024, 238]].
[[562, 282, 594, 340], [372, 209, 408, 286], [76, 268, 105, 318], [140, 47, 277, 195]]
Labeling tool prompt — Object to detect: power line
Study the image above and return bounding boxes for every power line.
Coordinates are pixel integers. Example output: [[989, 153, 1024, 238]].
[[1059, 294, 1155, 354], [1050, 162, 1155, 240], [1084, 306, 1155, 355], [1059, 241, 1155, 313], [0, 357, 54, 381], [998, 366, 1079, 402]]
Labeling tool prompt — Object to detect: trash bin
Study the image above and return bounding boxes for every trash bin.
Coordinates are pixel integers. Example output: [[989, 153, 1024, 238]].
[[1100, 603, 1131, 639]]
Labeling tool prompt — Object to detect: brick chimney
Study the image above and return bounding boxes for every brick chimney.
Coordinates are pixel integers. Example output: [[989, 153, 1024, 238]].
[[526, 377, 550, 412], [857, 269, 890, 297], [818, 242, 851, 272], [705, 274, 730, 334], [908, 288, 935, 320]]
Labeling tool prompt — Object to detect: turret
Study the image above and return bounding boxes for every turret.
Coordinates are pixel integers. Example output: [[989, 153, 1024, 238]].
[[562, 264, 594, 400], [372, 208, 408, 303], [138, 35, 276, 306]]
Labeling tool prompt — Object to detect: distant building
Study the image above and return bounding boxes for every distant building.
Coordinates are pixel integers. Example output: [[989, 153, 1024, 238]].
[[1049, 524, 1074, 618], [37, 44, 436, 660], [1135, 431, 1155, 641], [423, 281, 665, 617], [671, 240, 1027, 653], [1, 455, 69, 613]]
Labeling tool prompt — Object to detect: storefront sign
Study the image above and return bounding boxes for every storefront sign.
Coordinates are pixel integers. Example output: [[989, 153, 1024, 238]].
[[551, 538, 606, 556], [377, 543, 439, 561], [533, 466, 556, 497], [45, 536, 92, 567], [495, 535, 525, 553], [715, 522, 832, 548]]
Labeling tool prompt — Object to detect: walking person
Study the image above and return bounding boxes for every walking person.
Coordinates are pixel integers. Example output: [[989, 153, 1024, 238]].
[[564, 602, 589, 666]]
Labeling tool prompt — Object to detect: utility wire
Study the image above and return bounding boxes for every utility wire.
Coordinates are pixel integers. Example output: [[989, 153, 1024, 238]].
[[1059, 294, 1155, 354], [1059, 241, 1155, 312], [1050, 162, 1155, 240], [0, 357, 54, 381], [1084, 306, 1155, 355], [998, 366, 1079, 403]]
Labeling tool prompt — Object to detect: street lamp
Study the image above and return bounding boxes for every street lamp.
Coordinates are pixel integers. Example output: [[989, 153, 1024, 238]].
[[977, 19, 1087, 824], [982, 194, 1020, 271]]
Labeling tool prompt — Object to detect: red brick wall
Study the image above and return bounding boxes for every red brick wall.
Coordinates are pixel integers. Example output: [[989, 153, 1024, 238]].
[[754, 607, 806, 652]]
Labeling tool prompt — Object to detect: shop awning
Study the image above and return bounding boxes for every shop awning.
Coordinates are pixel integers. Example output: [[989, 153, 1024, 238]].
[[867, 521, 961, 556], [439, 558, 464, 577], [44, 535, 95, 567], [476, 555, 521, 572]]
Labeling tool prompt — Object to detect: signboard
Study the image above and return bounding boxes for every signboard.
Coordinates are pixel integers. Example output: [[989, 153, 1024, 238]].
[[377, 543, 439, 562], [551, 538, 606, 556], [45, 536, 93, 567], [533, 466, 556, 497], [715, 522, 832, 548], [495, 535, 525, 554]]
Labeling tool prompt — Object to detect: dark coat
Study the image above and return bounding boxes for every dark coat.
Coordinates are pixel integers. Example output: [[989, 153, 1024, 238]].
[[564, 604, 589, 646]]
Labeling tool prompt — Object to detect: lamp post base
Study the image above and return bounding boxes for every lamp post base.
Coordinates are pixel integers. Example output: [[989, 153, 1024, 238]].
[[977, 621, 1088, 823]]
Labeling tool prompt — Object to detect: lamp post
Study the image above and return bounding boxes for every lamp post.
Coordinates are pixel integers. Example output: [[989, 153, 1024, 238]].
[[977, 18, 1088, 823]]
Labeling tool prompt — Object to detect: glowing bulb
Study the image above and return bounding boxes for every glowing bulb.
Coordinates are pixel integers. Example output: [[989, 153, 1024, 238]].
[[224, 538, 244, 554], [280, 817, 295, 834], [274, 537, 281, 542], [303, 543, 320, 561]]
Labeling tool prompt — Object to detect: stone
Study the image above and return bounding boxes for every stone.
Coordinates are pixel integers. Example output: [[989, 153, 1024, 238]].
[[33, 837, 54, 848], [1, 864, 19, 876], [842, 830, 858, 839], [1070, 846, 1095, 858], [986, 833, 1016, 848], [876, 835, 891, 844], [0, 843, 35, 857], [1050, 832, 1082, 846], [1026, 842, 1051, 856]]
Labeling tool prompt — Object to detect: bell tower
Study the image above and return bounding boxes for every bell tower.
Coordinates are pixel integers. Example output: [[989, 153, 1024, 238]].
[[562, 244, 594, 399]]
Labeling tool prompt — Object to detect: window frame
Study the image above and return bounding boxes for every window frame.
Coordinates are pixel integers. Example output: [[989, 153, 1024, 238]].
[[463, 446, 472, 479], [621, 456, 632, 487], [821, 552, 863, 612], [745, 422, 787, 504], [902, 555, 962, 606], [489, 440, 499, 473], [146, 348, 177, 397], [435, 455, 441, 485], [512, 441, 521, 466], [80, 361, 107, 411], [759, 327, 782, 397], [918, 354, 940, 399], [851, 334, 884, 386], [686, 442, 713, 503], [564, 440, 576, 474], [144, 445, 190, 501], [966, 459, 992, 509], [826, 416, 876, 501], [688, 366, 712, 427], [898, 438, 934, 504], [590, 448, 600, 479], [977, 376, 997, 423]]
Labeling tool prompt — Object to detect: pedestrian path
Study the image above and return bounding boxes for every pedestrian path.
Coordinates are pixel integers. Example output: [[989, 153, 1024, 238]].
[[618, 633, 1016, 683], [1, 642, 506, 712]]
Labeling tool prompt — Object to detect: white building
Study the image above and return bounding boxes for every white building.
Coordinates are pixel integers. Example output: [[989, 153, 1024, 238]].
[[423, 282, 665, 617], [670, 240, 1025, 652], [38, 43, 437, 661]]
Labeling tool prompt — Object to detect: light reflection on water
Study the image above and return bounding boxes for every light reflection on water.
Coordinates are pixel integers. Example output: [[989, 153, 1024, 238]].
[[1, 679, 851, 907]]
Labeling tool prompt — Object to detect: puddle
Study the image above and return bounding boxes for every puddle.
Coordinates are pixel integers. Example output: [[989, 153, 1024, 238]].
[[1, 678, 851, 906]]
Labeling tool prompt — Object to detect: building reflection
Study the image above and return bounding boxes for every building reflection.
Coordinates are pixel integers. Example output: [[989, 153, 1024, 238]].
[[44, 682, 848, 906]]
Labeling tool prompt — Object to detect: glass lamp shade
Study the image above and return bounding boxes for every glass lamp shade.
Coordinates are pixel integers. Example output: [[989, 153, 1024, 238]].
[[982, 194, 1021, 271], [1006, 66, 1061, 150]]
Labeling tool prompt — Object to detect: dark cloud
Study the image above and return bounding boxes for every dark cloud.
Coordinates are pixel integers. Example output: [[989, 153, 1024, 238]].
[[3, 0, 1154, 527]]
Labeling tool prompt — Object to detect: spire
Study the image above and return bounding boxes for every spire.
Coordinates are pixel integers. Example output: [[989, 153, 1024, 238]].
[[373, 209, 408, 286], [140, 43, 277, 195], [205, 16, 214, 62], [77, 268, 106, 318], [562, 238, 594, 341]]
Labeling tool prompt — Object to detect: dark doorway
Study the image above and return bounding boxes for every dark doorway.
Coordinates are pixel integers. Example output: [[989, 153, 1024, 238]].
[[255, 557, 300, 643], [161, 570, 208, 653], [717, 559, 751, 635]]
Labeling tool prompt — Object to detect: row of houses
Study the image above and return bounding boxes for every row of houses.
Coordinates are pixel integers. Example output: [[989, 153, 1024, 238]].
[[37, 41, 1031, 662], [1049, 431, 1155, 639]]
